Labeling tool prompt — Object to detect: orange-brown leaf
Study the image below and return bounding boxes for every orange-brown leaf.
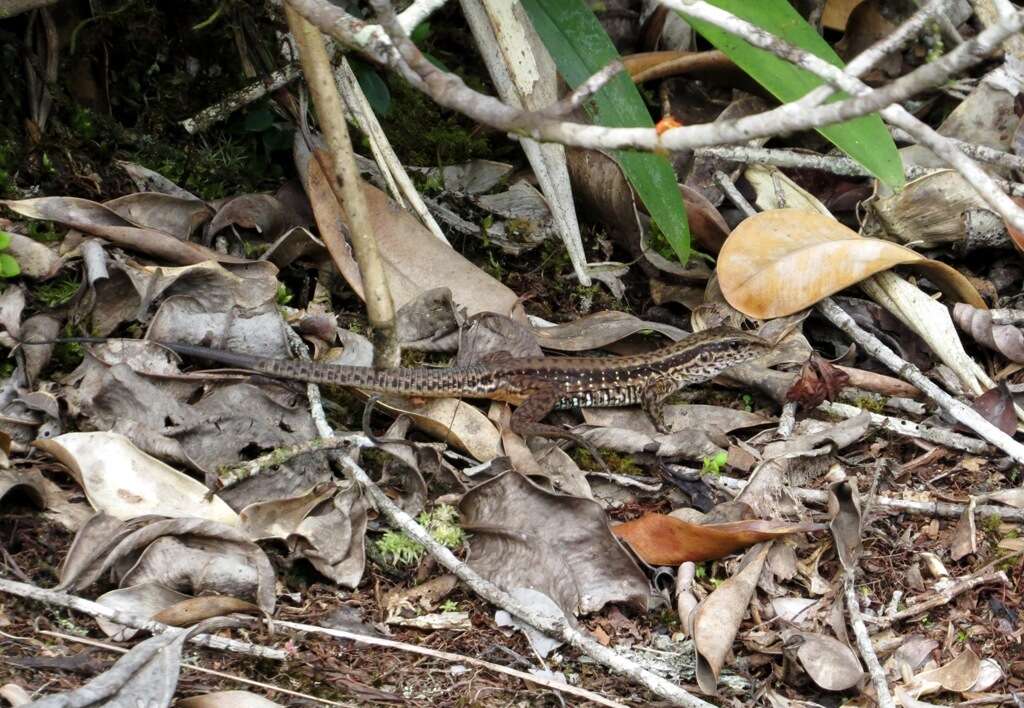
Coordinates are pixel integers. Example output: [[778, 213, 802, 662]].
[[717, 209, 985, 318], [612, 513, 824, 565]]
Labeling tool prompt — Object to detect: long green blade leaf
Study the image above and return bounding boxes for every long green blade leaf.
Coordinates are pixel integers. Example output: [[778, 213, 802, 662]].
[[680, 0, 904, 189], [522, 0, 691, 263]]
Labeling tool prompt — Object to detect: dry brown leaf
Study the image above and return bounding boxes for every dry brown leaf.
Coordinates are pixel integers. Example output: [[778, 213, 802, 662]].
[[34, 432, 239, 524], [788, 630, 864, 691], [693, 542, 771, 693], [177, 692, 284, 708], [611, 513, 823, 565], [1, 197, 245, 265], [828, 478, 862, 571], [152, 595, 261, 627], [297, 141, 524, 320], [970, 383, 1017, 436], [717, 209, 985, 318], [531, 310, 686, 352], [953, 302, 1024, 363], [786, 353, 850, 408]]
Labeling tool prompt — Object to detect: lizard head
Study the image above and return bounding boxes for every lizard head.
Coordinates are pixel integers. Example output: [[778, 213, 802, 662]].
[[683, 326, 773, 375]]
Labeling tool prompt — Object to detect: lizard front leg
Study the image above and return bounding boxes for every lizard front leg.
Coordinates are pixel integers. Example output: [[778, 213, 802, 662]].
[[641, 375, 681, 434], [510, 385, 610, 473]]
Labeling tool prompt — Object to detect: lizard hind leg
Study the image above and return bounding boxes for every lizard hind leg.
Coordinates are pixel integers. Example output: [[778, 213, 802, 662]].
[[510, 386, 611, 474]]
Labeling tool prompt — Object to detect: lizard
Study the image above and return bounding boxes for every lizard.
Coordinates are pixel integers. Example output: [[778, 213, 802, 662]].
[[23, 326, 771, 453]]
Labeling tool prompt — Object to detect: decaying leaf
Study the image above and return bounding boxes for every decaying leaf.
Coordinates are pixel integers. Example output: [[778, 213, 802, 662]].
[[785, 630, 864, 691], [459, 470, 650, 617], [717, 209, 985, 318], [953, 302, 1024, 363], [692, 542, 771, 693], [582, 403, 769, 437], [786, 353, 850, 408], [530, 310, 686, 351], [34, 432, 238, 523], [26, 625, 197, 707], [828, 478, 862, 571], [0, 467, 48, 510], [612, 513, 823, 565], [970, 382, 1017, 436], [177, 692, 284, 707], [1, 196, 245, 266]]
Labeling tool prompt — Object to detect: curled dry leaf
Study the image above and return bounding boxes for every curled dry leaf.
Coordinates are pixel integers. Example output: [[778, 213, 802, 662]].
[[34, 432, 238, 524], [953, 302, 1024, 363], [717, 209, 985, 319], [612, 513, 824, 566], [26, 625, 195, 708], [177, 692, 284, 708], [828, 478, 862, 571], [0, 468, 48, 510], [692, 542, 770, 694], [1, 197, 245, 265], [907, 648, 982, 695], [786, 352, 850, 408], [530, 309, 686, 352], [786, 630, 864, 691]]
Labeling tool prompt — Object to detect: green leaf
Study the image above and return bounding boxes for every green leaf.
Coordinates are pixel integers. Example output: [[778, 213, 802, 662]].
[[349, 58, 392, 117], [522, 0, 690, 263], [0, 253, 20, 278], [0, 231, 10, 250], [679, 0, 904, 189]]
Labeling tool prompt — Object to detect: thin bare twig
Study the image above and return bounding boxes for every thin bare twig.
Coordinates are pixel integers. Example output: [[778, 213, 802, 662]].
[[862, 570, 1010, 630], [0, 578, 287, 661], [845, 573, 895, 708], [274, 619, 630, 708]]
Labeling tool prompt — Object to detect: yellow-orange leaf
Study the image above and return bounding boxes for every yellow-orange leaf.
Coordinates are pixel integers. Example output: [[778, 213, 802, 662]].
[[612, 512, 824, 565], [717, 209, 985, 318]]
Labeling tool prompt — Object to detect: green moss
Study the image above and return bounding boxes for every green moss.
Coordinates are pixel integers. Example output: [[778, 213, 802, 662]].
[[374, 504, 466, 567], [378, 75, 493, 165], [574, 448, 642, 475], [33, 275, 82, 308], [851, 393, 886, 413]]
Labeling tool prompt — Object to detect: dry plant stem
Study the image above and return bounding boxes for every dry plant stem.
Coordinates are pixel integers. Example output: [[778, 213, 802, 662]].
[[709, 473, 1024, 522], [820, 401, 989, 455], [662, 0, 1024, 233], [286, 4, 399, 368], [698, 145, 1024, 185], [40, 631, 347, 708], [214, 435, 361, 492], [0, 577, 287, 661], [181, 64, 301, 134], [817, 298, 1024, 464], [844, 573, 894, 708], [274, 619, 629, 708], [862, 570, 1009, 630], [890, 127, 1024, 171]]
